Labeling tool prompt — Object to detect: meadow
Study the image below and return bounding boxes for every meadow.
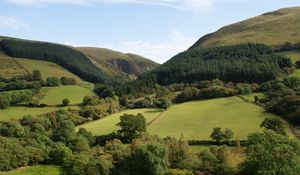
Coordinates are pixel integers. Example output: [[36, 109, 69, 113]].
[[15, 58, 82, 82], [0, 106, 79, 121], [0, 50, 27, 78], [39, 85, 95, 105], [83, 96, 293, 140], [0, 165, 60, 175], [79, 108, 163, 135]]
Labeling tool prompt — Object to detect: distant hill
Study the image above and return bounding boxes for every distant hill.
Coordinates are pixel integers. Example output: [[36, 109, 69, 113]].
[[190, 7, 300, 49], [77, 47, 159, 79], [0, 36, 158, 83]]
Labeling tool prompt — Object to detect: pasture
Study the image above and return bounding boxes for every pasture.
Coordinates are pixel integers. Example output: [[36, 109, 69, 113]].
[[0, 165, 60, 175], [0, 106, 79, 121], [79, 108, 163, 135], [39, 85, 94, 105], [16, 58, 82, 82], [83, 96, 293, 140]]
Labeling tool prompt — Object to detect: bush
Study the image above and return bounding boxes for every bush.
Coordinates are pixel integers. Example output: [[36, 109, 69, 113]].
[[61, 77, 76, 85], [62, 99, 70, 106], [46, 77, 60, 87]]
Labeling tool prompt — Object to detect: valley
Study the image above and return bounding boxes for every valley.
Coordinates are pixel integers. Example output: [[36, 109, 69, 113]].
[[1, 5, 300, 175]]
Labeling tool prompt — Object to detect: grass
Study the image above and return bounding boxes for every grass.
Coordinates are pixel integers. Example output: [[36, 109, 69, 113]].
[[79, 108, 163, 135], [277, 50, 300, 63], [148, 97, 293, 140], [16, 58, 82, 82], [83, 96, 293, 140], [193, 7, 300, 48], [0, 106, 79, 121], [0, 165, 60, 175], [0, 50, 27, 78], [39, 85, 95, 105]]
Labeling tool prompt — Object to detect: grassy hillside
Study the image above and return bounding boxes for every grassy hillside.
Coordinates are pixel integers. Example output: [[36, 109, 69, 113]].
[[191, 7, 300, 49], [0, 165, 60, 175], [16, 58, 82, 82], [78, 47, 159, 79], [39, 85, 95, 105], [83, 96, 293, 140], [0, 49, 28, 78]]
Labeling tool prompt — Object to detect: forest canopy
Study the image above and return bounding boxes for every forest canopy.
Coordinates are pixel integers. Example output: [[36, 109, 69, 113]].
[[139, 43, 293, 85]]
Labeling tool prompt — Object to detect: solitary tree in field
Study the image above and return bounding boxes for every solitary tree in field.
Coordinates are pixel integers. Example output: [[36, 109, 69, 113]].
[[62, 99, 70, 106], [117, 113, 146, 142], [260, 118, 286, 135]]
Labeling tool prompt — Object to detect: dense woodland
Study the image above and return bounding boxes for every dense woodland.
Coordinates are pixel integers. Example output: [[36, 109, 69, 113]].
[[0, 39, 118, 84], [138, 43, 292, 85]]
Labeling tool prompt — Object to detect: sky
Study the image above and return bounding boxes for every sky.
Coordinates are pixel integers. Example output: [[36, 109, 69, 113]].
[[0, 0, 300, 63]]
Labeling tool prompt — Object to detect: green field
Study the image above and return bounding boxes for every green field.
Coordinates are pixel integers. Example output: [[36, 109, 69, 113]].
[[0, 50, 27, 78], [0, 165, 60, 175], [278, 51, 300, 63], [79, 108, 163, 135], [83, 97, 293, 140], [16, 58, 82, 82], [0, 106, 79, 121], [39, 85, 95, 105]]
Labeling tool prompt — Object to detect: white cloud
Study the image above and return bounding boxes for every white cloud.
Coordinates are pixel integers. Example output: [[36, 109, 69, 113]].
[[64, 29, 197, 63], [0, 15, 28, 30], [7, 0, 215, 12]]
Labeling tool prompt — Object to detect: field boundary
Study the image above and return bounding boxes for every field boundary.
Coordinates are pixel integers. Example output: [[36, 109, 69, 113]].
[[147, 111, 165, 126]]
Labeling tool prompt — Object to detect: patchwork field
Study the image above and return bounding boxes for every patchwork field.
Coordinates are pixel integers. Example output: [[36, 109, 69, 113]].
[[0, 165, 60, 175], [15, 58, 82, 82], [0, 106, 79, 121], [79, 108, 163, 135], [39, 85, 95, 105], [83, 96, 293, 140]]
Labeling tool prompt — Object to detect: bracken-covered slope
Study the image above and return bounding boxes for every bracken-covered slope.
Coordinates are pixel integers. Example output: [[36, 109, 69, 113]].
[[191, 7, 300, 49], [77, 47, 159, 79]]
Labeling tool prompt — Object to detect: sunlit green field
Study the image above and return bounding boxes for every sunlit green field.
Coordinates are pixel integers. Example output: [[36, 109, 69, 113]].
[[0, 106, 79, 121], [278, 51, 300, 63], [79, 108, 163, 135], [84, 97, 293, 140], [39, 85, 94, 105], [0, 165, 60, 175], [16, 58, 82, 82]]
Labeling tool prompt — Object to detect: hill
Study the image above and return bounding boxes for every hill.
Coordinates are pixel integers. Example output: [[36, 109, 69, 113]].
[[81, 96, 293, 140], [191, 7, 300, 49], [136, 43, 292, 86], [0, 36, 158, 83], [0, 38, 116, 83], [77, 47, 159, 79]]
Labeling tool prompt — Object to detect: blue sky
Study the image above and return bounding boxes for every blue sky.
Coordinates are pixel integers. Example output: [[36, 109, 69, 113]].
[[0, 0, 300, 63]]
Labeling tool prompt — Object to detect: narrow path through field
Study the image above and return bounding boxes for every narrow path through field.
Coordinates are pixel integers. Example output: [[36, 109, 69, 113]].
[[147, 110, 165, 126]]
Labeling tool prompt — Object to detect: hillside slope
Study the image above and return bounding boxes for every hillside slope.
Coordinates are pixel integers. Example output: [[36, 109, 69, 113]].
[[191, 7, 300, 49], [78, 47, 159, 79], [0, 36, 158, 82]]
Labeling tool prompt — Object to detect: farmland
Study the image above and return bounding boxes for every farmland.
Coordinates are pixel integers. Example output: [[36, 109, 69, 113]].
[[83, 96, 293, 140], [39, 85, 95, 105], [16, 58, 82, 82]]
